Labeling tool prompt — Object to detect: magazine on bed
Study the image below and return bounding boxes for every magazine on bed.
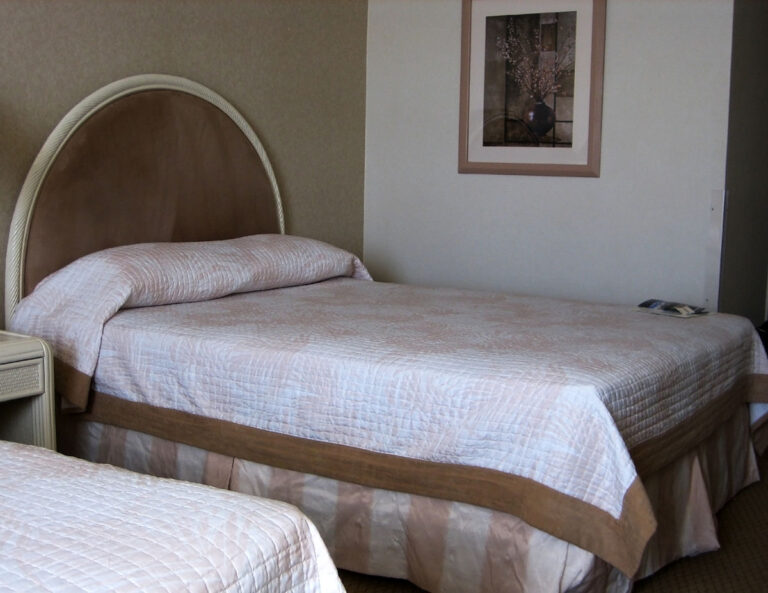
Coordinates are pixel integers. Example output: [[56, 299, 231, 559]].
[[638, 299, 709, 318]]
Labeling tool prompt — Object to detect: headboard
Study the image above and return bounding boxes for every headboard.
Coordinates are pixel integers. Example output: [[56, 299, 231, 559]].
[[5, 74, 284, 323]]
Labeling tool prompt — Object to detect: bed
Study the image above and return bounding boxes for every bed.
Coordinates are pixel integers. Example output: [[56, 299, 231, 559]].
[[5, 74, 768, 593], [0, 440, 345, 593]]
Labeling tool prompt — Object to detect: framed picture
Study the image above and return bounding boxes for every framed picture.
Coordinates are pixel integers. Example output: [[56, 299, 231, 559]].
[[458, 0, 606, 177]]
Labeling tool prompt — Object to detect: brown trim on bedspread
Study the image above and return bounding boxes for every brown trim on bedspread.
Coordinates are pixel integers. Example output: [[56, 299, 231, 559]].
[[629, 375, 767, 477], [54, 360, 92, 412], [55, 355, 768, 577], [57, 357, 768, 478], [80, 390, 655, 577], [745, 374, 768, 402]]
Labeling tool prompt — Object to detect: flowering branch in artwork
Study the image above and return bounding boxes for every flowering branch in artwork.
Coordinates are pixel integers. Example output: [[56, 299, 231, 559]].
[[496, 19, 575, 102]]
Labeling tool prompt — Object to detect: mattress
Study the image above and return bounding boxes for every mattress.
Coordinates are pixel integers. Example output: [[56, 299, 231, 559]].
[[0, 440, 346, 593], [10, 234, 768, 580]]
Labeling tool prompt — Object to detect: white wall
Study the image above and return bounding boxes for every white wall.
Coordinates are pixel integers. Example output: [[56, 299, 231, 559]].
[[364, 0, 734, 308]]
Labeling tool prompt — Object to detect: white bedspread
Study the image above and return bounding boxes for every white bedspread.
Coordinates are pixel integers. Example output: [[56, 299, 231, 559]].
[[0, 440, 345, 593], [10, 234, 768, 576], [92, 279, 766, 508]]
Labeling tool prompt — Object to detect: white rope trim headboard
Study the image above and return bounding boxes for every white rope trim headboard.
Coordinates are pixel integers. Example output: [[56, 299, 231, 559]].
[[5, 74, 285, 323]]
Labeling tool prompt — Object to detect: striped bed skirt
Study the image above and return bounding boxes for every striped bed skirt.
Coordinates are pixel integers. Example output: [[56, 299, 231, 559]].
[[58, 405, 758, 593]]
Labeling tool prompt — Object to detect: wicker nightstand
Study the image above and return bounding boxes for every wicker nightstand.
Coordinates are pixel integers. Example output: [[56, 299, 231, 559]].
[[0, 331, 55, 450]]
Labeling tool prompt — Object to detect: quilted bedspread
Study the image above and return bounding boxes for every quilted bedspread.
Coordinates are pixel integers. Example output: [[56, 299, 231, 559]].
[[10, 234, 768, 577], [0, 440, 346, 593]]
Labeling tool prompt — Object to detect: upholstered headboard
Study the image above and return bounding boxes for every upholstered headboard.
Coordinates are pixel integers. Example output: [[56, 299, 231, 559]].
[[5, 74, 284, 323]]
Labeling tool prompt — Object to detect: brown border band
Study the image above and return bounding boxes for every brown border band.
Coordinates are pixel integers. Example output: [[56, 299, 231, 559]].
[[629, 375, 767, 476], [79, 390, 655, 577], [57, 359, 767, 576], [54, 359, 92, 412], [58, 359, 768, 479], [746, 374, 768, 402]]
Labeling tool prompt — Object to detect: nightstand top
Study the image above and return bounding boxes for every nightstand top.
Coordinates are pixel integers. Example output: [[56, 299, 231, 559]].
[[0, 329, 55, 449], [0, 331, 49, 364]]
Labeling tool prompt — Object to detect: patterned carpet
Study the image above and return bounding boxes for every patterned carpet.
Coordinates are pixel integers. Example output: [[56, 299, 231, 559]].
[[339, 452, 768, 593]]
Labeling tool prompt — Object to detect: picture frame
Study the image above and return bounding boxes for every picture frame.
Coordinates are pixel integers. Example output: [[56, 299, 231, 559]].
[[458, 0, 606, 177]]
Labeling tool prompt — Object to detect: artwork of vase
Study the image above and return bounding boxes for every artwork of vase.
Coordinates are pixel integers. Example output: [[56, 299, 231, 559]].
[[482, 11, 575, 147]]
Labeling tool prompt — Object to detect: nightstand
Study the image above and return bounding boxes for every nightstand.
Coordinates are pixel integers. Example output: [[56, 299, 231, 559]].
[[0, 331, 55, 450]]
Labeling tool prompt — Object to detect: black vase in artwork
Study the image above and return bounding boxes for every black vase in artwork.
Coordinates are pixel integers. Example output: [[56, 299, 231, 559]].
[[525, 101, 555, 138]]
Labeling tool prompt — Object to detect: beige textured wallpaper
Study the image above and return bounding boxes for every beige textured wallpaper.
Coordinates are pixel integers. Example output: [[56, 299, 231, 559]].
[[0, 0, 367, 318]]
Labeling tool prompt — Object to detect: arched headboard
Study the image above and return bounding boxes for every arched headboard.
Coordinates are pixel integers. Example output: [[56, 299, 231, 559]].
[[5, 74, 284, 323]]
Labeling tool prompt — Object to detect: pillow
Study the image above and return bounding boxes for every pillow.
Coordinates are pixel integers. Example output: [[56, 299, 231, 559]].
[[9, 234, 371, 409], [33, 233, 369, 310]]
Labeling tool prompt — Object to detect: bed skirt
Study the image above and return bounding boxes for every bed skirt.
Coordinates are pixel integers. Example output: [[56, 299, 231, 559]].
[[58, 405, 758, 593], [752, 412, 768, 456]]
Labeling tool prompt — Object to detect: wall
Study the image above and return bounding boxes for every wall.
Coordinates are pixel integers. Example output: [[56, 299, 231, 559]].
[[0, 0, 367, 317], [719, 0, 768, 325], [364, 0, 734, 308]]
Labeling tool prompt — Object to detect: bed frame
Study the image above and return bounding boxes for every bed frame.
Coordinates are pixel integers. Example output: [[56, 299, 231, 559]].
[[5, 74, 284, 323], [6, 74, 763, 593]]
